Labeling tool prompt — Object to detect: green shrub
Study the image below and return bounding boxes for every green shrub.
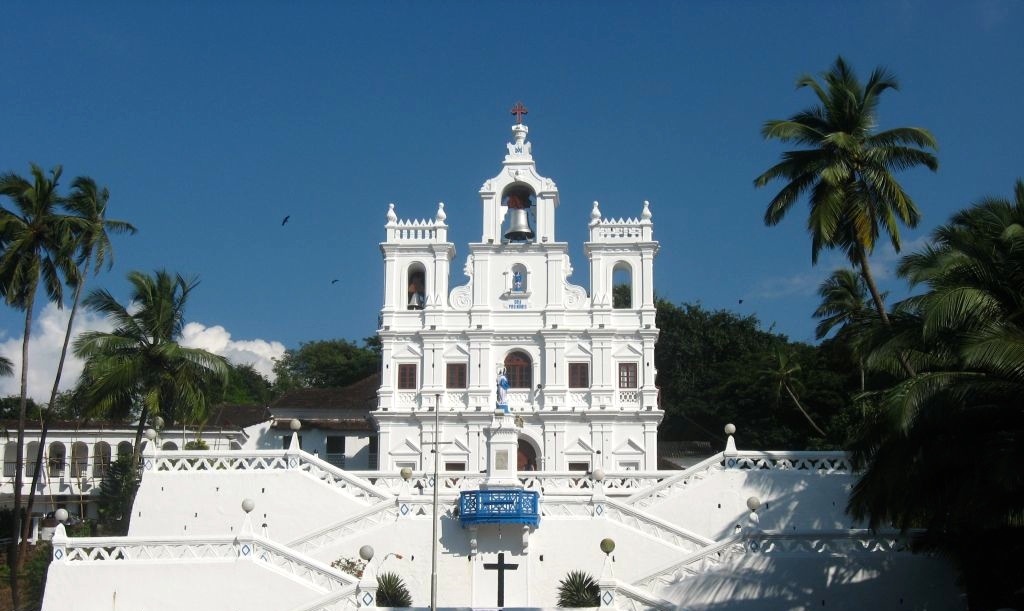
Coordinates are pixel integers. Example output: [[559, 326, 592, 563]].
[[377, 571, 412, 607], [557, 570, 600, 607]]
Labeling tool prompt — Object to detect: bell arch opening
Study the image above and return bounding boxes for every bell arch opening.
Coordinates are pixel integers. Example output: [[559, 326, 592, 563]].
[[612, 262, 633, 309], [501, 184, 536, 243], [406, 262, 427, 310]]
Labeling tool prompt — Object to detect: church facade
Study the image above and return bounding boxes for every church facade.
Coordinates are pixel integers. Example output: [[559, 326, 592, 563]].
[[374, 116, 662, 474]]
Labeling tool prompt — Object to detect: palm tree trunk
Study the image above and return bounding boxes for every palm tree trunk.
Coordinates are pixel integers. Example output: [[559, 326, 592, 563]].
[[783, 381, 827, 437], [856, 249, 916, 377], [9, 294, 36, 605], [21, 281, 84, 557]]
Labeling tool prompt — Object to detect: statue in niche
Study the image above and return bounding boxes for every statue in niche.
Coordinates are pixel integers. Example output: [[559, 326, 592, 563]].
[[512, 269, 524, 293], [496, 367, 510, 413]]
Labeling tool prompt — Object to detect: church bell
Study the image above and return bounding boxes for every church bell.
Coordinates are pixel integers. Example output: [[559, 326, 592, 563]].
[[504, 208, 534, 242]]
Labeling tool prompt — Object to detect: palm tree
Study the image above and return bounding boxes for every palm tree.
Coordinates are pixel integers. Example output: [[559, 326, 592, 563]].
[[21, 176, 136, 547], [814, 268, 873, 390], [0, 163, 81, 601], [760, 346, 827, 437], [74, 270, 229, 468], [848, 180, 1024, 608], [754, 56, 938, 376]]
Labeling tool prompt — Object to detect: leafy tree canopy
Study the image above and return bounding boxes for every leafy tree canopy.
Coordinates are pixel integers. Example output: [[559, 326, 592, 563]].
[[273, 338, 380, 391]]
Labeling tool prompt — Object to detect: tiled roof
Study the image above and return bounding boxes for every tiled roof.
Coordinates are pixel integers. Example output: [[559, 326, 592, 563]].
[[269, 373, 380, 414]]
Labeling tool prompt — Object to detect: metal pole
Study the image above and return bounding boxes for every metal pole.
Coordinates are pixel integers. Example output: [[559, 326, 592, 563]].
[[431, 392, 440, 611]]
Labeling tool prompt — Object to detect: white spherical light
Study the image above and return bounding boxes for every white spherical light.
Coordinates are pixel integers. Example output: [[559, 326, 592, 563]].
[[290, 419, 302, 431], [55, 508, 69, 523], [400, 467, 412, 481], [241, 498, 255, 513], [144, 428, 157, 441], [746, 496, 761, 512], [591, 468, 605, 482], [724, 423, 736, 435], [359, 545, 375, 561]]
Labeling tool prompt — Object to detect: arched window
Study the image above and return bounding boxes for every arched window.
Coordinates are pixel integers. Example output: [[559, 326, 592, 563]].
[[94, 442, 112, 478], [25, 441, 39, 477], [4, 443, 17, 478], [162, 441, 178, 451], [48, 442, 66, 477], [501, 185, 536, 243], [407, 263, 427, 310], [71, 442, 89, 478], [612, 262, 633, 309], [117, 441, 133, 459], [504, 351, 533, 389]]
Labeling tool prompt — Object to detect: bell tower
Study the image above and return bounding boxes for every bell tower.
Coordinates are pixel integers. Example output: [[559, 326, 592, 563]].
[[479, 103, 560, 245]]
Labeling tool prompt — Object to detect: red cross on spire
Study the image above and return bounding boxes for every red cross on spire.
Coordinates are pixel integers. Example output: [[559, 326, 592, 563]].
[[510, 101, 528, 124]]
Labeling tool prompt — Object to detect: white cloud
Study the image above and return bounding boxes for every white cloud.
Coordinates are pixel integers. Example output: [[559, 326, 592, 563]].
[[0, 303, 113, 403], [0, 305, 286, 404], [180, 323, 286, 382]]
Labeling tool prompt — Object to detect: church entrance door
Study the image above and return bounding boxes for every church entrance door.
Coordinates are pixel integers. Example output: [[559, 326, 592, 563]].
[[517, 439, 537, 471]]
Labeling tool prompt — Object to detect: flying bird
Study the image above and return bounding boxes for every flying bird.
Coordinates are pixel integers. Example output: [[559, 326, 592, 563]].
[[738, 299, 744, 304], [331, 279, 339, 284], [281, 215, 290, 226]]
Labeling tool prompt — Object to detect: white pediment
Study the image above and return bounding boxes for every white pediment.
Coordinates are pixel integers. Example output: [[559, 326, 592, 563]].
[[612, 438, 645, 457], [390, 438, 421, 457], [612, 344, 643, 358], [440, 438, 471, 458], [443, 344, 470, 360], [393, 343, 423, 359], [563, 437, 595, 455], [564, 342, 592, 359]]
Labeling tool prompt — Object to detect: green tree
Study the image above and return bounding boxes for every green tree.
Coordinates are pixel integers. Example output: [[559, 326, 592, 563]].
[[760, 345, 827, 437], [22, 175, 136, 554], [556, 570, 600, 608], [754, 56, 937, 375], [848, 180, 1024, 608], [218, 363, 276, 404], [96, 454, 140, 535], [814, 268, 872, 390], [272, 338, 380, 391], [73, 270, 229, 469], [0, 163, 81, 601]]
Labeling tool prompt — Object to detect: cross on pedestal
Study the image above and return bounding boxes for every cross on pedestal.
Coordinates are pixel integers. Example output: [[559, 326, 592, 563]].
[[483, 552, 519, 607], [510, 101, 528, 124]]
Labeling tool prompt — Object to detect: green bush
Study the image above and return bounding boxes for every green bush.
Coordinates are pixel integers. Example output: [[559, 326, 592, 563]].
[[376, 571, 412, 607], [557, 570, 600, 608]]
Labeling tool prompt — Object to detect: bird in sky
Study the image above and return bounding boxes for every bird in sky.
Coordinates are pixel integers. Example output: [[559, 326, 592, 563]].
[[281, 215, 290, 226], [331, 279, 339, 284], [738, 299, 744, 304]]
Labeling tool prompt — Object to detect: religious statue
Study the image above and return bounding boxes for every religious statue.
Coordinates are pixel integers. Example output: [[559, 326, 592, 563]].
[[512, 270, 523, 292], [496, 367, 510, 413]]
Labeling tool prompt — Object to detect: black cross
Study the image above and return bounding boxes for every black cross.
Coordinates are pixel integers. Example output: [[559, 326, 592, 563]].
[[483, 552, 519, 607]]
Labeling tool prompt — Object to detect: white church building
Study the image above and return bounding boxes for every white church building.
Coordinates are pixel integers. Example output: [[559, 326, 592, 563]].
[[40, 112, 963, 610], [375, 112, 660, 475]]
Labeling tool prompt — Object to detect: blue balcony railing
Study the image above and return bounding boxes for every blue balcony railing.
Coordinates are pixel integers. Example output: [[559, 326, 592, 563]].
[[458, 489, 540, 527]]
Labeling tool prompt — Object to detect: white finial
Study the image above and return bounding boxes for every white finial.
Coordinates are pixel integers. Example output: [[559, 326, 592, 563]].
[[386, 203, 397, 224], [590, 201, 601, 225], [435, 202, 447, 224], [641, 200, 652, 220]]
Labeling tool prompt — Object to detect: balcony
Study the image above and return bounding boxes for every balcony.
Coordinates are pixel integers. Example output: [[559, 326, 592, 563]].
[[458, 489, 540, 527]]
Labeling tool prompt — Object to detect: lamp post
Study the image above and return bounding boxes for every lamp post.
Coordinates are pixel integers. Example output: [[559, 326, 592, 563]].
[[431, 392, 440, 611]]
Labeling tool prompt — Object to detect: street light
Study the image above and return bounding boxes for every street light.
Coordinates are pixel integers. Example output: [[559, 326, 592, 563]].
[[431, 392, 440, 611]]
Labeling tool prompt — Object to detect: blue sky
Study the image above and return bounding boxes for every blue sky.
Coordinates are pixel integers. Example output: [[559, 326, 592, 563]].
[[1, 1, 1021, 397]]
